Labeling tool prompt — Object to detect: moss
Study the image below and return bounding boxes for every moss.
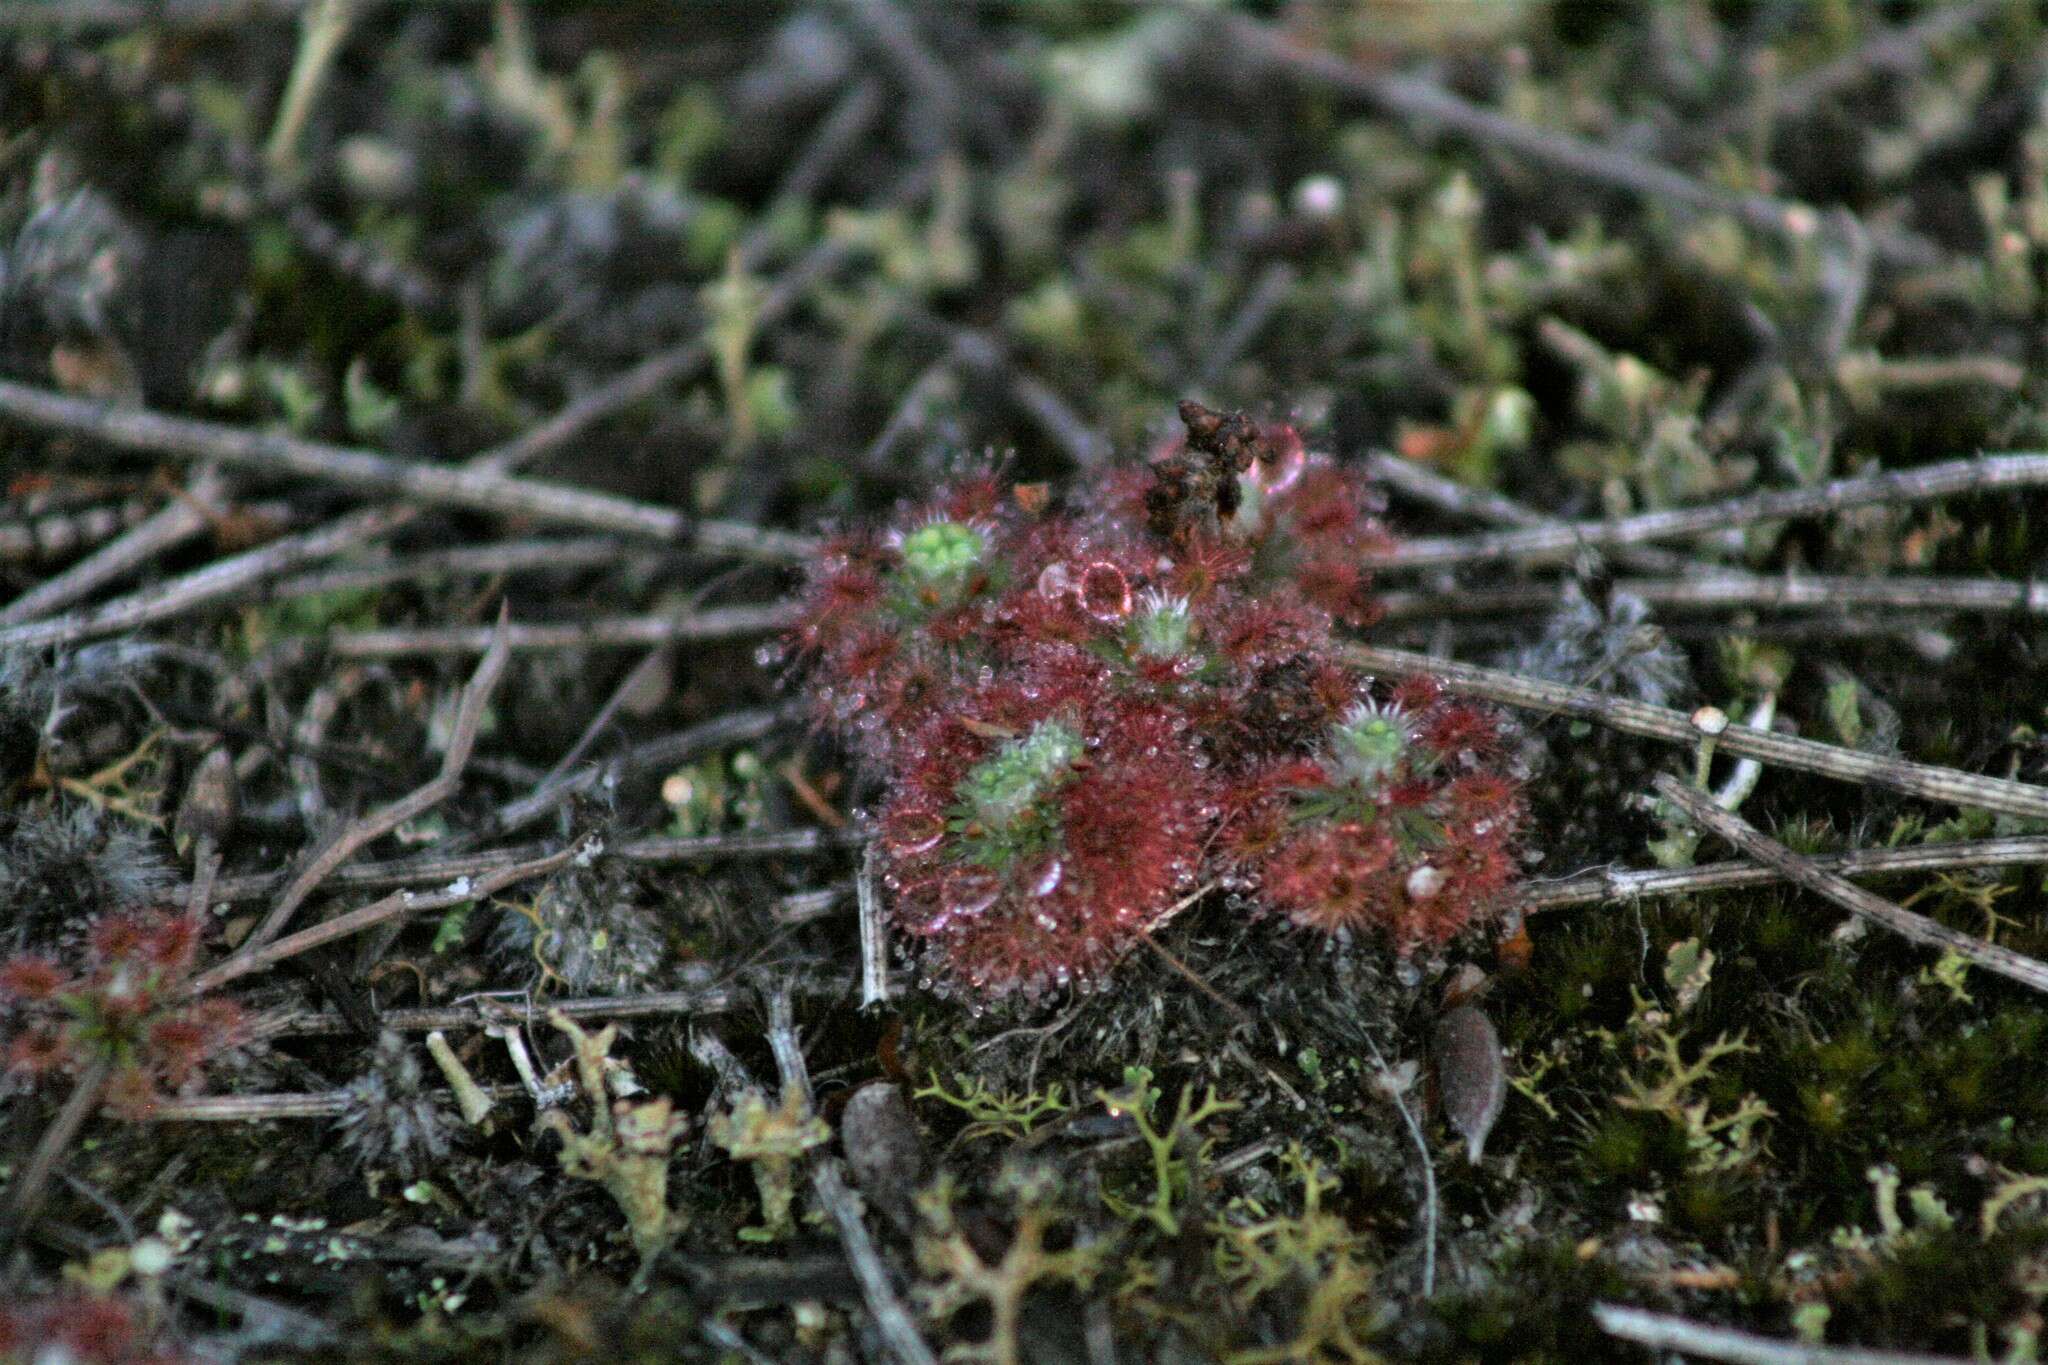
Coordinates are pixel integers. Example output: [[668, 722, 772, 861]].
[[1823, 1224, 2048, 1353], [1416, 1243, 1646, 1364]]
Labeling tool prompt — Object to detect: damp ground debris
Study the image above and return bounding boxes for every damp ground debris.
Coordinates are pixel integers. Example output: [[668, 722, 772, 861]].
[[8, 4, 2048, 1362]]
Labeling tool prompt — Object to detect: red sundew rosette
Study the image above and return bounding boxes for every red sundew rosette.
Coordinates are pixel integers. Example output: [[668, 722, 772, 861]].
[[1258, 819, 1405, 935], [0, 911, 247, 1112], [878, 689, 1220, 999], [1247, 691, 1525, 951], [1206, 589, 1331, 671], [1252, 458, 1394, 627], [789, 530, 889, 658], [788, 480, 1025, 755], [0, 1293, 194, 1365], [990, 534, 1145, 655]]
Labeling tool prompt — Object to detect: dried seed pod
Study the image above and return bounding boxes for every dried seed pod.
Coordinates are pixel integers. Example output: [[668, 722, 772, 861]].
[[841, 1081, 923, 1233], [1432, 1003, 1506, 1164], [174, 748, 238, 854]]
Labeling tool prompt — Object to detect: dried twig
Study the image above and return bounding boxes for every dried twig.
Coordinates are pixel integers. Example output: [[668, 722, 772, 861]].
[[261, 984, 751, 1040], [1345, 643, 2048, 821], [187, 836, 588, 997], [229, 610, 513, 960], [764, 986, 939, 1365], [834, 0, 964, 151], [1368, 452, 2048, 570], [927, 320, 1113, 467], [816, 1164, 934, 1365], [0, 467, 230, 624], [1593, 1302, 1962, 1365], [1701, 0, 2006, 144], [1524, 834, 2048, 914], [861, 353, 961, 471], [1654, 774, 2048, 995], [765, 987, 814, 1112], [323, 602, 795, 658], [487, 704, 793, 838], [1229, 13, 1939, 268], [617, 827, 866, 866], [0, 377, 813, 557], [1376, 571, 2048, 621], [1192, 262, 1296, 390], [210, 842, 552, 905], [0, 504, 414, 649], [773, 80, 887, 210], [141, 1083, 524, 1123], [203, 817, 854, 907], [858, 844, 890, 1008], [1363, 451, 1700, 578], [0, 1058, 112, 1264], [262, 535, 648, 601]]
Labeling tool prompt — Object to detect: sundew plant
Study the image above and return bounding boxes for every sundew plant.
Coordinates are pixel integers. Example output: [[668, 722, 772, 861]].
[[790, 404, 1526, 999]]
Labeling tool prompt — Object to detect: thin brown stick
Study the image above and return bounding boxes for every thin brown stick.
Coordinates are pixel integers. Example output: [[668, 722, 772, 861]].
[[836, 0, 963, 148], [487, 703, 793, 838], [1363, 450, 1698, 575], [209, 841, 549, 905], [201, 815, 853, 906], [231, 610, 513, 960], [256, 978, 857, 1040], [0, 0, 306, 27], [926, 320, 1113, 467], [617, 827, 864, 865], [1228, 13, 1939, 268], [1701, 0, 2005, 144], [0, 1057, 113, 1262], [1364, 451, 1557, 532], [860, 353, 960, 470], [763, 984, 939, 1365], [0, 377, 813, 557], [263, 535, 647, 601], [773, 80, 886, 210], [323, 602, 796, 658], [0, 497, 155, 564], [470, 162, 936, 477], [1595, 1302, 1964, 1365], [140, 1082, 527, 1123], [1366, 452, 2048, 570], [1523, 834, 2048, 913], [858, 844, 889, 1008], [1348, 643, 2048, 821], [1192, 262, 1296, 390], [0, 467, 229, 624], [1375, 571, 2048, 621], [0, 504, 413, 650], [186, 836, 587, 997], [1653, 775, 2048, 995], [765, 986, 814, 1111]]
